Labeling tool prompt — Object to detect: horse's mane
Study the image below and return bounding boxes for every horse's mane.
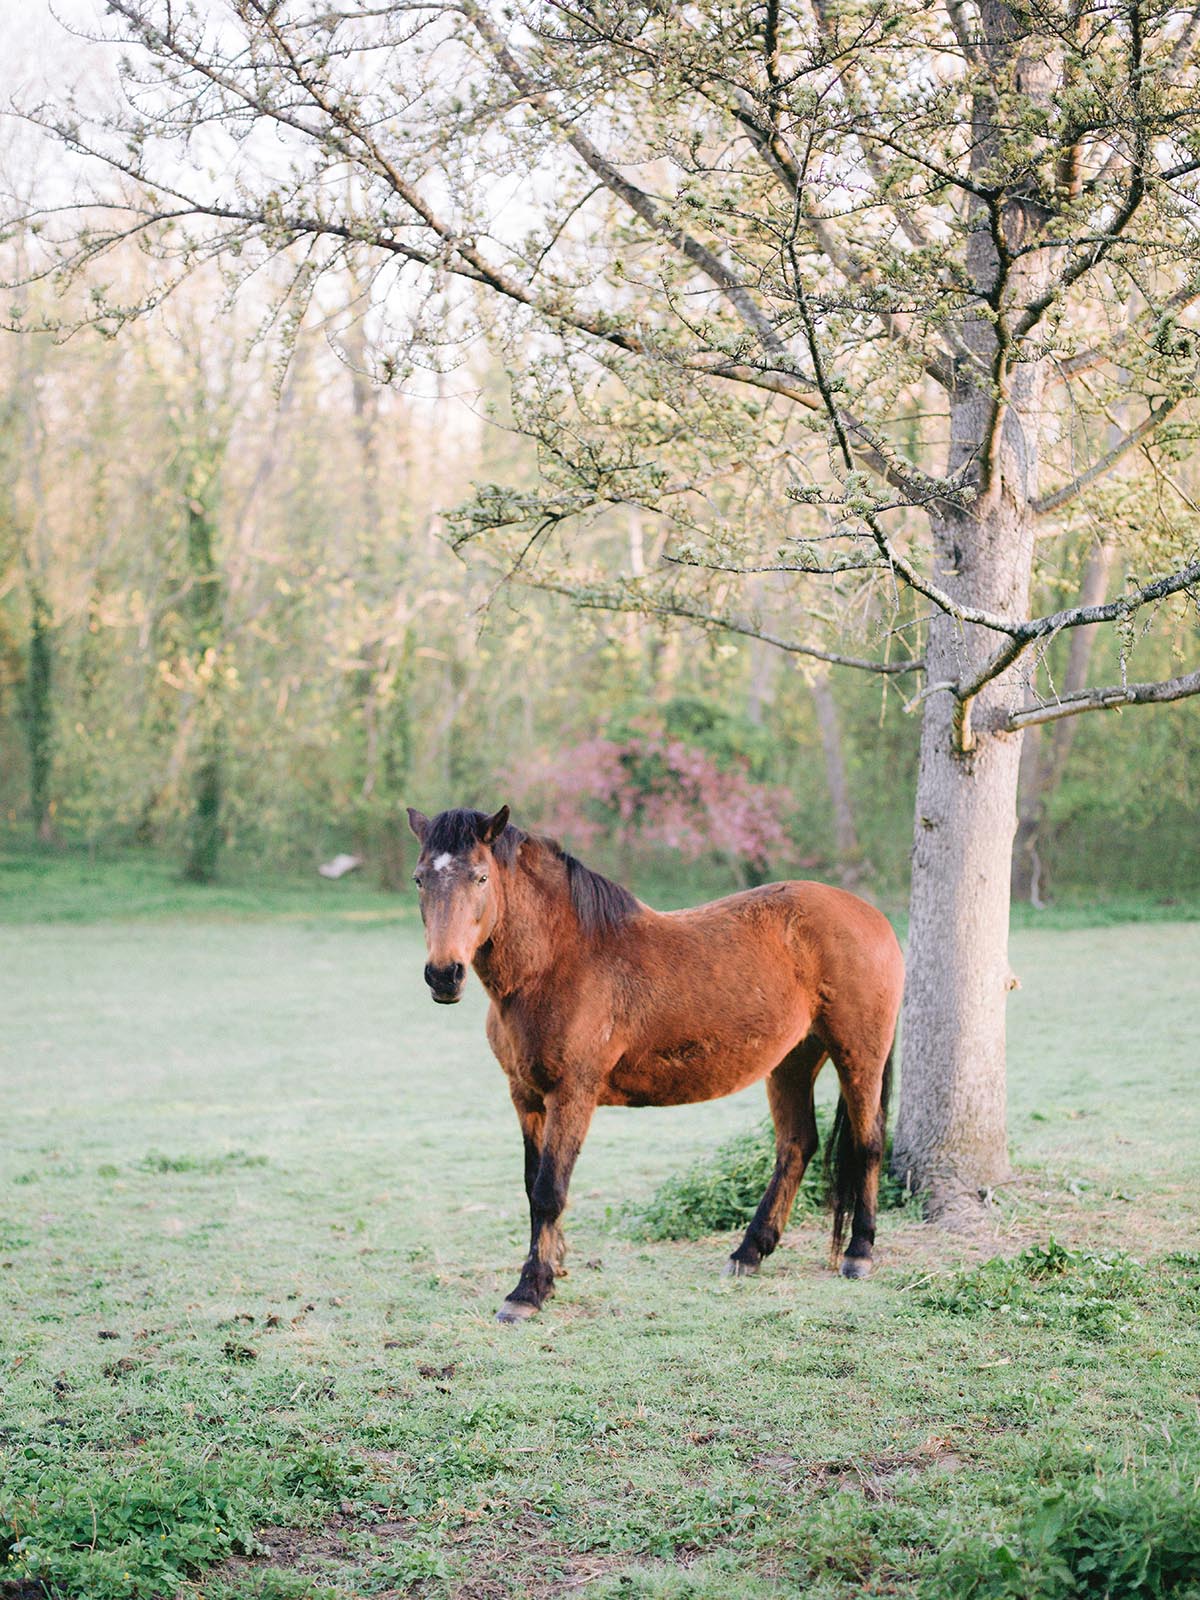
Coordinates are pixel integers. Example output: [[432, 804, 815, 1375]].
[[424, 808, 638, 937], [558, 845, 639, 937]]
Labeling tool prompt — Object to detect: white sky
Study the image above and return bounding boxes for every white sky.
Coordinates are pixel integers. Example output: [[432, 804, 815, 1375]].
[[1, 0, 511, 431]]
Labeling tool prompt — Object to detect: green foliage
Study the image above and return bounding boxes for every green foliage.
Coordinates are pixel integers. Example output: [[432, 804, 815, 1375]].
[[352, 1537, 451, 1591], [938, 1452, 1200, 1599], [279, 1444, 367, 1502], [0, 1438, 374, 1596], [2, 301, 1197, 903], [625, 1120, 780, 1241], [1, 1449, 267, 1600], [649, 696, 775, 782], [1040, 632, 1200, 895], [915, 1240, 1147, 1341], [626, 1108, 907, 1241]]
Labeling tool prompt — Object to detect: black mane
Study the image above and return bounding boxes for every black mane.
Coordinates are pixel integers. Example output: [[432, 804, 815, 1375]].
[[560, 849, 639, 936], [423, 808, 637, 936]]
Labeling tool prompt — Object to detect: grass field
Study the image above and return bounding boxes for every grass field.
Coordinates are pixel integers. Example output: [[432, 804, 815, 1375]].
[[2, 852, 1199, 1600]]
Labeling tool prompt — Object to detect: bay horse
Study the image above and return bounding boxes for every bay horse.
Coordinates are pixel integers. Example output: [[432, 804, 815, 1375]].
[[407, 804, 904, 1324]]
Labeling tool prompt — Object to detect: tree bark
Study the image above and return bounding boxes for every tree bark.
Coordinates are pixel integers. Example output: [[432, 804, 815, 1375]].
[[894, 503, 1035, 1213], [376, 629, 415, 892]]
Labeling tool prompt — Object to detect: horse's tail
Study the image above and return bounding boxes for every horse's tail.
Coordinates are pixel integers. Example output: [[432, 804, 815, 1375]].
[[825, 1041, 894, 1260]]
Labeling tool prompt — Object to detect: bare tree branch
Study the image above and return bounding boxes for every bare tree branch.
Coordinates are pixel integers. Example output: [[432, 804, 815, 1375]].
[[991, 666, 1200, 732], [1034, 377, 1199, 515], [461, 0, 789, 358], [1051, 283, 1200, 382], [532, 580, 925, 675], [955, 557, 1200, 748]]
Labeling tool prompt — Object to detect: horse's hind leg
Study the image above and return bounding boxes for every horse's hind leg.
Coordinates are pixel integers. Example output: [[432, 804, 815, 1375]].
[[725, 1037, 827, 1277], [827, 1042, 893, 1280]]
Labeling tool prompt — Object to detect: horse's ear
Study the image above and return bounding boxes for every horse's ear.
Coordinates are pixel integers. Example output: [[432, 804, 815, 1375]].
[[478, 805, 510, 845], [407, 807, 431, 843]]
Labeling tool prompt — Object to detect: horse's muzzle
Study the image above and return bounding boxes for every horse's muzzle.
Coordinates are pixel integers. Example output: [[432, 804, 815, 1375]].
[[425, 961, 465, 1004]]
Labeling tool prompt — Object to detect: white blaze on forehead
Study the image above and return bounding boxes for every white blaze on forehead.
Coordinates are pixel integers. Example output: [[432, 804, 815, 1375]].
[[432, 853, 454, 872]]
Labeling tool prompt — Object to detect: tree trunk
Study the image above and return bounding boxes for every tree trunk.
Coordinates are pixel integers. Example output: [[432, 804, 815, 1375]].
[[376, 630, 415, 892], [342, 273, 417, 891], [182, 470, 225, 884], [23, 582, 54, 843], [894, 501, 1036, 1212], [893, 0, 1056, 1215], [185, 739, 223, 884], [896, 691, 1022, 1210], [810, 672, 862, 887]]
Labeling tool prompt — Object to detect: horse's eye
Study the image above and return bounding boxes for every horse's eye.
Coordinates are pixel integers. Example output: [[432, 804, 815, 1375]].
[[476, 873, 489, 886], [412, 874, 424, 889]]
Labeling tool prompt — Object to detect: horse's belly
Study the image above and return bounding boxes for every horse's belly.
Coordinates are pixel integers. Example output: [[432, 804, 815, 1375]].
[[602, 1030, 791, 1108]]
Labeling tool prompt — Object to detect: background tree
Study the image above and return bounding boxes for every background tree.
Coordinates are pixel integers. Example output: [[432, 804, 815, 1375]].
[[1, 324, 56, 843], [9, 0, 1200, 1212], [176, 406, 227, 884]]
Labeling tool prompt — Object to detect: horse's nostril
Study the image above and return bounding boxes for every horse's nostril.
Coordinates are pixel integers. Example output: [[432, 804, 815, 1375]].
[[424, 961, 465, 991]]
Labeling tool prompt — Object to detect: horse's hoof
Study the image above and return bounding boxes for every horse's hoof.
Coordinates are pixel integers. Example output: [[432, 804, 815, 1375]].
[[723, 1256, 759, 1278], [840, 1256, 872, 1280], [496, 1299, 539, 1324]]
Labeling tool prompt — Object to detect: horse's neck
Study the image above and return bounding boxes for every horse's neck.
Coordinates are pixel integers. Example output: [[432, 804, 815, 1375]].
[[475, 853, 570, 997]]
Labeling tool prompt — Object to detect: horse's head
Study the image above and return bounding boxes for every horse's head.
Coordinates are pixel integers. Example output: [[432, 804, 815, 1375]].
[[407, 804, 510, 1004]]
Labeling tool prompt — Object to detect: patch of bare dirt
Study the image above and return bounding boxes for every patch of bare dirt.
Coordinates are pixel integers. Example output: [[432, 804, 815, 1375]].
[[751, 1433, 965, 1501], [448, 1550, 628, 1600], [181, 1507, 630, 1600], [180, 1512, 414, 1598], [872, 1165, 1200, 1274]]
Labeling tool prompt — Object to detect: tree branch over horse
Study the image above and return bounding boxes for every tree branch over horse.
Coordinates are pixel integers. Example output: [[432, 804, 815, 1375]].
[[408, 805, 903, 1324]]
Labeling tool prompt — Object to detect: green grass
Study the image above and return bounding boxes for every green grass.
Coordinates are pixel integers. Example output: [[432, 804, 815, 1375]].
[[2, 856, 1199, 1599], [0, 847, 413, 926]]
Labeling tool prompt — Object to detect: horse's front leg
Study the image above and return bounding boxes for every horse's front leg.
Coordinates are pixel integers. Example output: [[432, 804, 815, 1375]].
[[508, 1090, 564, 1272], [498, 1084, 595, 1324]]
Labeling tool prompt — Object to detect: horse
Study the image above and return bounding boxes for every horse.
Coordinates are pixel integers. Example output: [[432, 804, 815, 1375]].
[[407, 804, 904, 1324]]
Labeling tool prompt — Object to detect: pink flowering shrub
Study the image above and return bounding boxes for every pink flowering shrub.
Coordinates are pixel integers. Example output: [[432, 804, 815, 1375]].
[[516, 732, 792, 871]]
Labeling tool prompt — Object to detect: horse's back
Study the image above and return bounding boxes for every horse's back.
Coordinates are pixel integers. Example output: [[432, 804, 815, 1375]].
[[650, 878, 903, 1043], [656, 879, 900, 973], [594, 879, 901, 1105]]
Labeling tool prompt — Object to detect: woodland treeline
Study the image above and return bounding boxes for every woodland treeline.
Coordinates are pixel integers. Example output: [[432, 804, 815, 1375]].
[[2, 272, 1196, 899]]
